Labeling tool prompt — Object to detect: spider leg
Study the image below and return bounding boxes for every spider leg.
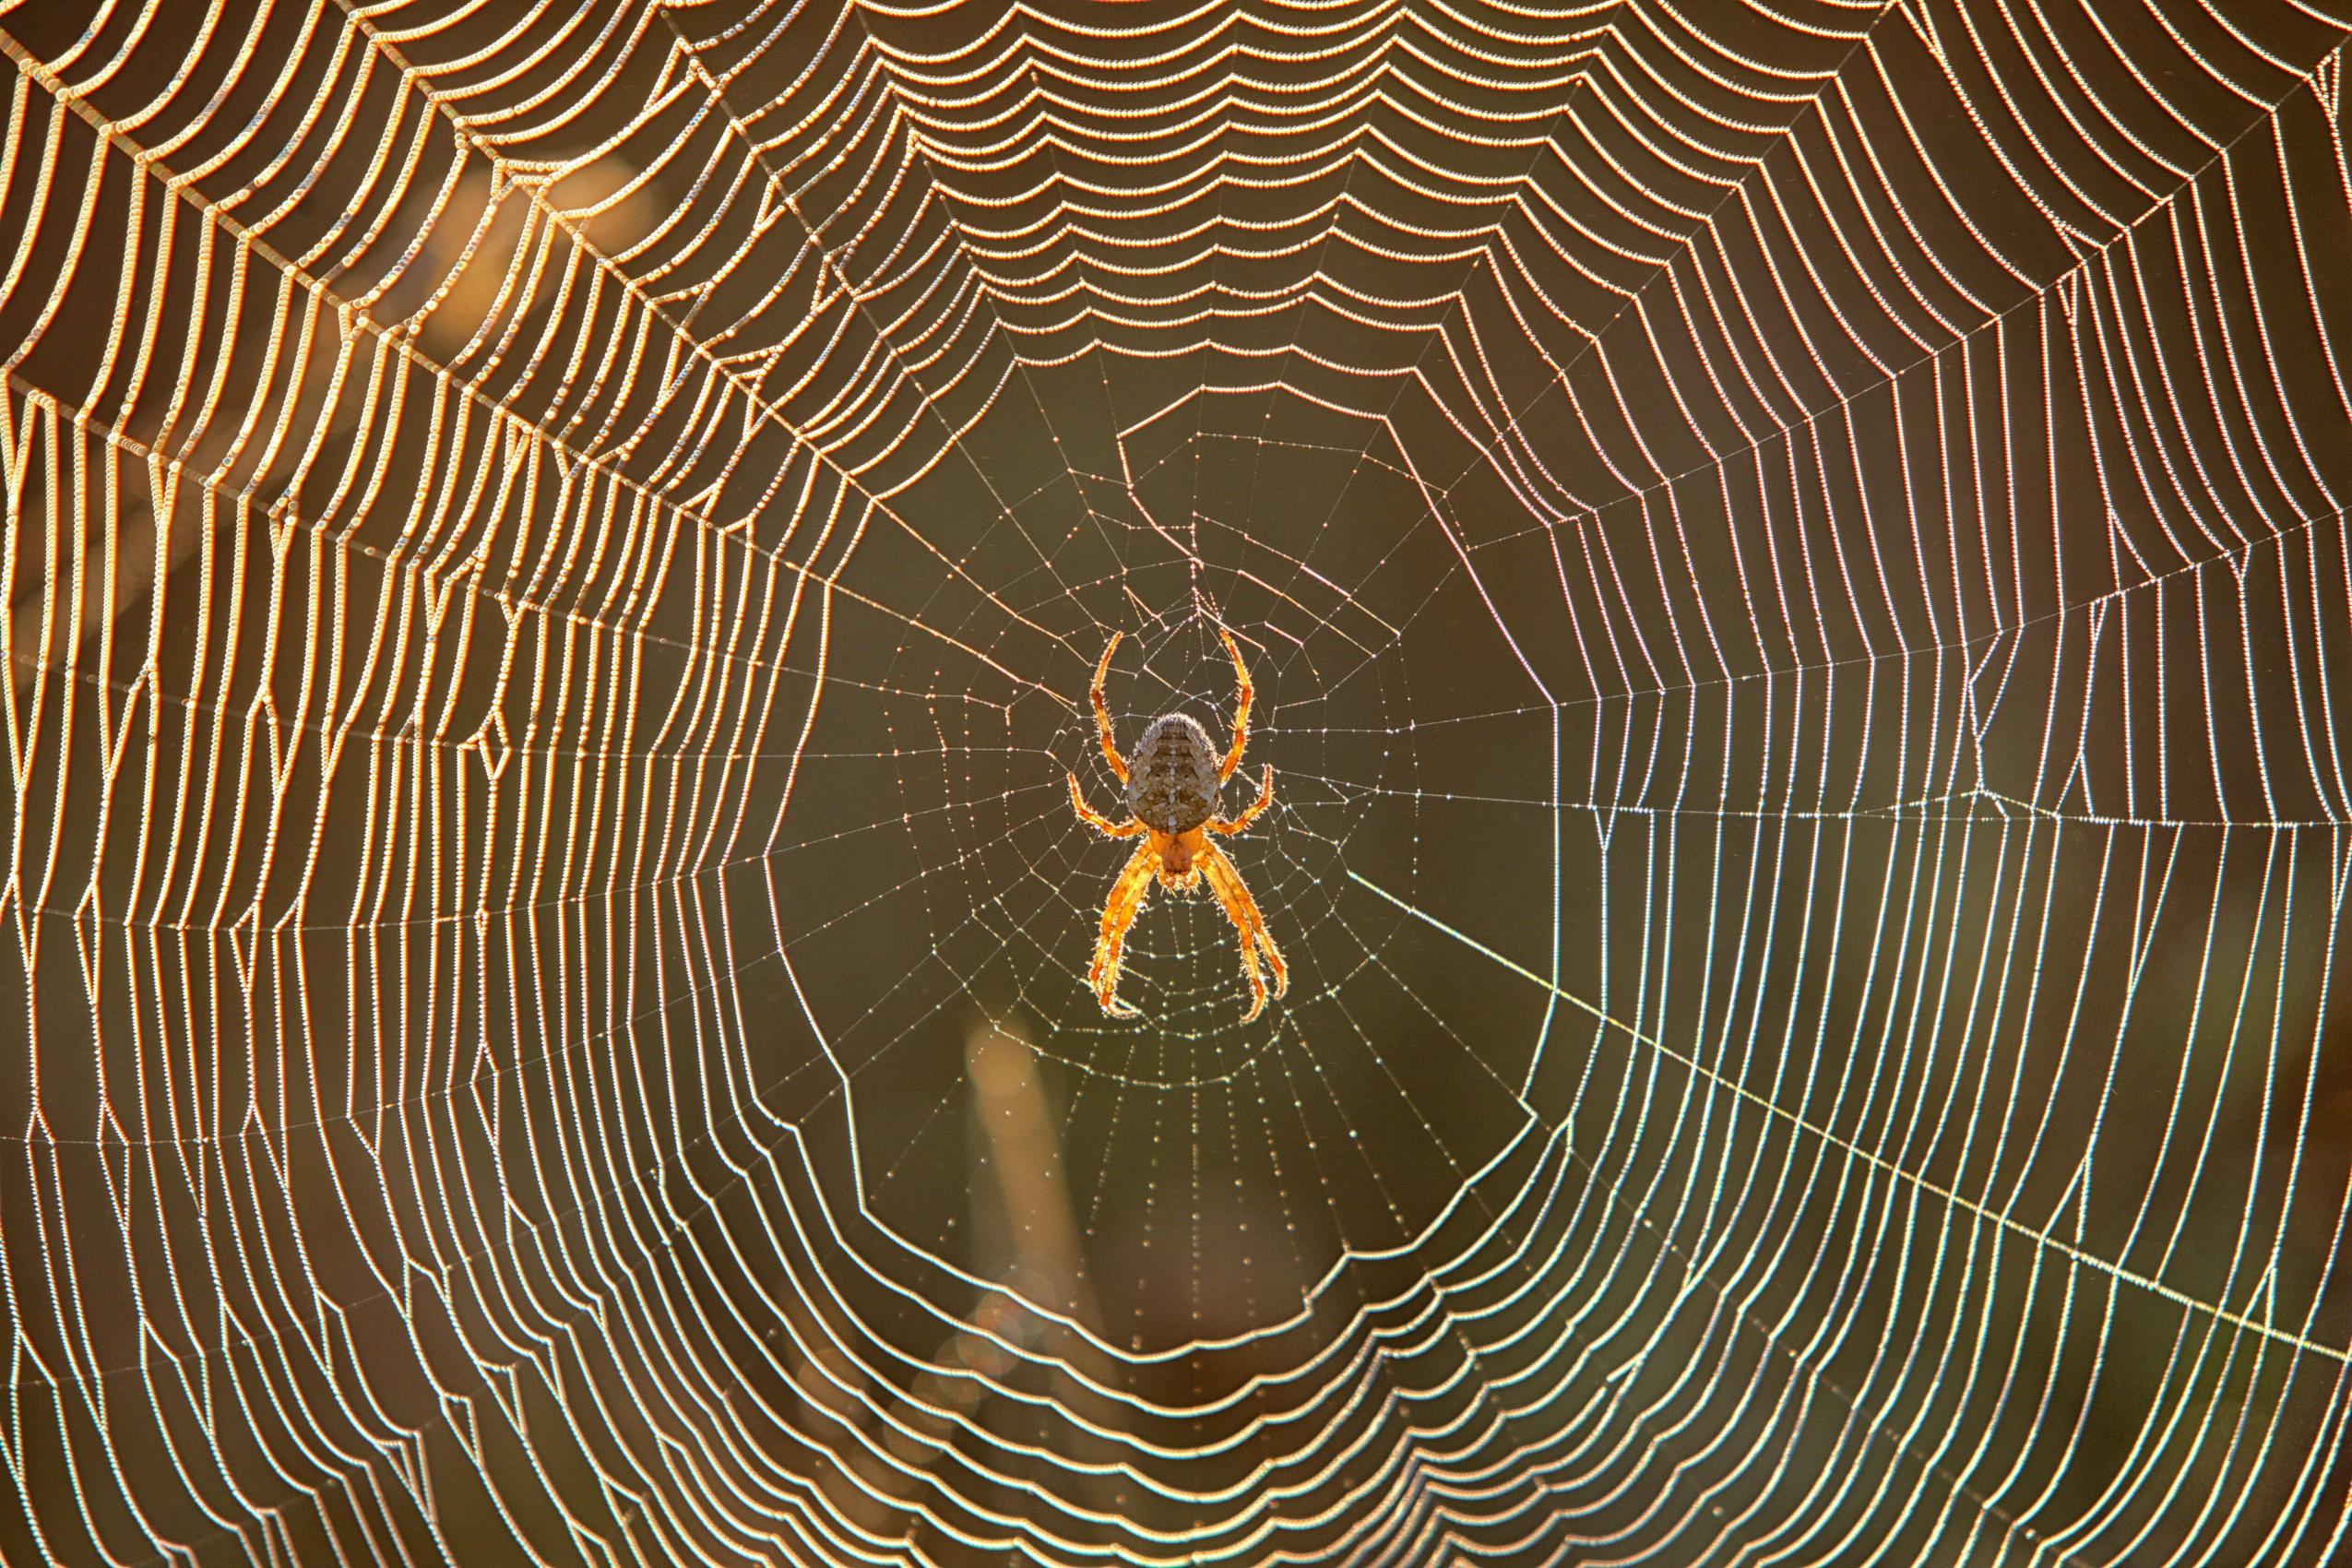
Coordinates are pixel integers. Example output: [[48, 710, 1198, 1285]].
[[1088, 837, 1158, 1017], [1217, 628, 1253, 783], [1069, 773, 1145, 837], [1208, 764, 1275, 836], [1091, 633, 1128, 783], [1199, 839, 1288, 1020]]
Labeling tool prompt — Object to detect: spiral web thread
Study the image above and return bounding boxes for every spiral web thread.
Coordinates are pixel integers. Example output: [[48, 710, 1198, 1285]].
[[2, 0, 2350, 1563]]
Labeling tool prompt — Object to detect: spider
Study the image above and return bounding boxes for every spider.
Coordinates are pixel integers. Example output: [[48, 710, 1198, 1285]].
[[1066, 629, 1289, 1020]]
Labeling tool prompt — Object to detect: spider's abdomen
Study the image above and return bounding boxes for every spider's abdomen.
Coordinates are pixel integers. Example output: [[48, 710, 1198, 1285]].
[[1124, 714, 1220, 832]]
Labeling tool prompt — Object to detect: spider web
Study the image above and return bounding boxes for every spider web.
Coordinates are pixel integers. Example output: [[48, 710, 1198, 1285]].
[[1, 0, 2348, 1563]]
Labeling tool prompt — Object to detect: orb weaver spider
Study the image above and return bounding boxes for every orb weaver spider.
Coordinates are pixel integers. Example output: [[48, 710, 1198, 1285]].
[[1066, 629, 1289, 1020]]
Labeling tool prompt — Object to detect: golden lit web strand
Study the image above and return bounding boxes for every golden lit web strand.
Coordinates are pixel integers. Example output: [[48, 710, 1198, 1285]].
[[0, 3, 2349, 1567]]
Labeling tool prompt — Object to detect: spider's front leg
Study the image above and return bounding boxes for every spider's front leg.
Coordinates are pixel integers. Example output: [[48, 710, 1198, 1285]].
[[1088, 838, 1158, 1017], [1200, 839, 1288, 1020]]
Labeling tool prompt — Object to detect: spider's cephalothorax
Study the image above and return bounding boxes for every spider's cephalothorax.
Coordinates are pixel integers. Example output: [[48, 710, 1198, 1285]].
[[1066, 630, 1288, 1020]]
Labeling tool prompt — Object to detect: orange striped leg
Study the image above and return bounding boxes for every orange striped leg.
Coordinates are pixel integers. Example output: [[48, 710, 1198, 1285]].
[[1200, 839, 1287, 1020], [1088, 838, 1158, 1017], [1070, 774, 1144, 837], [1210, 766, 1274, 836], [1217, 627, 1253, 783], [1091, 634, 1128, 782]]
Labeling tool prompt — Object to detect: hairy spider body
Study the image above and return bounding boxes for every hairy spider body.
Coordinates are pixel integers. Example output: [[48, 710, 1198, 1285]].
[[1124, 714, 1221, 835], [1067, 631, 1288, 1019]]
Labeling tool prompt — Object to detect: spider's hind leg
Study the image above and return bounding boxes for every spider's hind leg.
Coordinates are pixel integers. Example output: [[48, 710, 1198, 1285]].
[[1217, 628, 1254, 782], [1091, 634, 1128, 782]]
